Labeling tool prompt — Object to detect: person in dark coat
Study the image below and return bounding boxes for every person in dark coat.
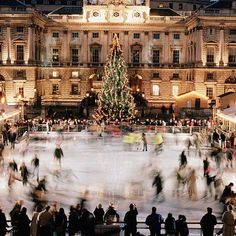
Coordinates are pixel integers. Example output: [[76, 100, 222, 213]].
[[0, 207, 8, 236], [179, 150, 187, 167], [17, 207, 30, 236], [124, 203, 138, 236], [104, 204, 120, 224], [9, 201, 22, 230], [55, 208, 67, 236], [200, 207, 217, 236], [19, 162, 29, 185], [54, 144, 64, 168], [8, 126, 17, 149], [165, 213, 176, 236], [152, 171, 164, 201], [93, 204, 104, 225], [220, 182, 234, 204], [79, 208, 95, 236], [31, 153, 40, 181], [145, 207, 164, 236], [68, 206, 80, 236], [175, 215, 189, 236]]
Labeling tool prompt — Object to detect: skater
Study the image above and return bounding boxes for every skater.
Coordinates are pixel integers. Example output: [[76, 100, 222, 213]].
[[54, 144, 64, 168], [187, 169, 197, 200], [31, 153, 39, 181], [0, 140, 4, 167], [203, 157, 210, 177], [142, 133, 147, 151], [8, 160, 18, 187], [152, 171, 164, 202], [19, 162, 29, 186], [179, 150, 187, 167]]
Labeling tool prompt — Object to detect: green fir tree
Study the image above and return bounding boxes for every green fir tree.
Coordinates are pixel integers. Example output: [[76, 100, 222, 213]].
[[94, 34, 136, 122]]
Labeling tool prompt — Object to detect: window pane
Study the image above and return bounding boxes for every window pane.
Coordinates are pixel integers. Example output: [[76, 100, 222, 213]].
[[152, 85, 160, 96], [173, 50, 179, 64], [71, 48, 79, 63], [16, 45, 24, 61], [132, 50, 140, 63], [52, 84, 59, 95], [206, 87, 213, 99], [172, 85, 179, 96], [153, 50, 160, 63], [92, 48, 99, 63]]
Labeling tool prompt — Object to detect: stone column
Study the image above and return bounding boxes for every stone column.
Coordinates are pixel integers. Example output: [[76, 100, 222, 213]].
[[196, 27, 203, 66], [62, 29, 68, 65], [163, 32, 169, 64], [219, 26, 224, 66], [82, 31, 88, 64], [28, 25, 33, 64], [143, 31, 149, 66], [6, 25, 11, 64]]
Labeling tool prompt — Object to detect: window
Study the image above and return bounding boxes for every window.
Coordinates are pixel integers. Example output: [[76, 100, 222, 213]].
[[72, 71, 79, 78], [0, 45, 2, 61], [52, 32, 59, 38], [172, 85, 179, 96], [206, 73, 214, 80], [152, 85, 160, 96], [16, 70, 26, 79], [133, 33, 140, 39], [173, 73, 179, 79], [206, 87, 213, 99], [52, 49, 59, 62], [173, 34, 180, 40], [16, 27, 24, 33], [132, 50, 140, 63], [193, 4, 196, 10], [169, 3, 173, 8], [52, 71, 59, 78], [228, 48, 236, 64], [71, 48, 79, 63], [52, 84, 59, 95], [72, 32, 79, 38], [178, 3, 183, 10], [153, 33, 160, 40], [37, 0, 43, 3], [91, 47, 100, 63], [92, 32, 99, 38], [71, 84, 79, 95], [153, 73, 160, 78], [206, 48, 214, 63], [229, 29, 236, 35], [19, 87, 24, 97], [16, 45, 24, 61], [173, 50, 179, 64], [153, 50, 160, 64]]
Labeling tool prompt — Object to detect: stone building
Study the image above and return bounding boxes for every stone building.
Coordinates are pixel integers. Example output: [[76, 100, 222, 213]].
[[0, 0, 236, 115]]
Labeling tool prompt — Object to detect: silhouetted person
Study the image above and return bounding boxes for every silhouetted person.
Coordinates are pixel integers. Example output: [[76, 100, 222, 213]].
[[18, 207, 30, 236], [165, 213, 176, 236], [79, 208, 95, 236], [0, 207, 8, 236], [55, 208, 67, 236], [145, 207, 164, 236], [104, 204, 119, 224], [200, 207, 217, 236], [93, 204, 104, 225], [175, 215, 189, 236], [68, 206, 80, 236], [38, 205, 53, 236], [124, 203, 138, 236]]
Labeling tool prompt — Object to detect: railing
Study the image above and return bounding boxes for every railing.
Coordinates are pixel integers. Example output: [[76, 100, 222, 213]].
[[24, 124, 204, 134], [5, 220, 226, 236]]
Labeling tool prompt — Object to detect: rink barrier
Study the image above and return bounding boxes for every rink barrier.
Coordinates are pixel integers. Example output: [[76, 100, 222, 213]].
[[24, 124, 204, 134], [5, 220, 227, 236]]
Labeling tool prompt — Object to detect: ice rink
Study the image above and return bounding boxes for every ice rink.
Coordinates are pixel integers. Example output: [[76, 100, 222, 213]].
[[0, 130, 235, 222]]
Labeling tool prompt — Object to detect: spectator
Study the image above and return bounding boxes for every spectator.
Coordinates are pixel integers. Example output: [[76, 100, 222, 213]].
[[18, 207, 30, 236], [37, 205, 54, 236], [93, 204, 104, 225], [68, 206, 79, 236], [55, 208, 67, 236], [222, 205, 236, 236], [145, 206, 164, 236], [220, 183, 234, 204], [200, 207, 217, 236], [124, 203, 138, 236], [104, 203, 119, 224], [175, 215, 189, 236], [79, 208, 95, 236], [31, 205, 42, 236], [165, 213, 176, 236], [9, 201, 22, 229], [0, 207, 8, 236]]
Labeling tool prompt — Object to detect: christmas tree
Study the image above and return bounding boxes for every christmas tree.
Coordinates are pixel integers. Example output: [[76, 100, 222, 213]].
[[94, 34, 136, 122]]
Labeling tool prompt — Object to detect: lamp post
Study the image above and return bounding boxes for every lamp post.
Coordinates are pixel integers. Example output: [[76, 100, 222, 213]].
[[17, 94, 24, 119]]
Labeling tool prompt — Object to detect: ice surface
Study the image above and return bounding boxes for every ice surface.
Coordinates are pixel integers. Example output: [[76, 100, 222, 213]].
[[0, 131, 235, 223]]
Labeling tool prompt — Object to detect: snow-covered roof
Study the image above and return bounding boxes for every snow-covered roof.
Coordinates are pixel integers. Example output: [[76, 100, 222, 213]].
[[217, 107, 236, 124]]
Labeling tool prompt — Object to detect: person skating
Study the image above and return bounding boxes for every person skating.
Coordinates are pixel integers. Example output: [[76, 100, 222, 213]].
[[19, 162, 29, 186], [152, 171, 164, 202], [142, 133, 147, 151], [54, 144, 64, 168], [31, 153, 40, 181], [179, 150, 187, 167]]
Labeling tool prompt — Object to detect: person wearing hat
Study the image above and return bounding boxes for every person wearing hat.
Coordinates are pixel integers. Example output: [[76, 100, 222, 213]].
[[200, 207, 217, 236]]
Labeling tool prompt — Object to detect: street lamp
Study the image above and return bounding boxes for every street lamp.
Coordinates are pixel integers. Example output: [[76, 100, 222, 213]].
[[17, 94, 24, 119]]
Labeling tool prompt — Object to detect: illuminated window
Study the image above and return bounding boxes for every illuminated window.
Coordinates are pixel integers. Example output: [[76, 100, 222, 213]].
[[72, 71, 79, 78], [206, 87, 213, 99], [228, 48, 236, 64], [19, 87, 24, 97], [71, 84, 79, 95], [152, 85, 160, 96], [52, 48, 59, 62], [172, 85, 179, 96], [52, 71, 59, 78]]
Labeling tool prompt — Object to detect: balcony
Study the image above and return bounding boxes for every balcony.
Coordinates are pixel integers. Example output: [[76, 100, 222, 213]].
[[14, 60, 25, 65], [128, 63, 145, 68], [206, 62, 216, 67], [228, 62, 236, 67]]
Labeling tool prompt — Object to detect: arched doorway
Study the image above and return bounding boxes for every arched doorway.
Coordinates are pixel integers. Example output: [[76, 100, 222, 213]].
[[129, 73, 142, 92]]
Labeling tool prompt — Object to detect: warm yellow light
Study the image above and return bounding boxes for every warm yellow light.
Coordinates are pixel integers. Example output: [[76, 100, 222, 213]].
[[175, 91, 208, 100], [136, 88, 140, 92], [1, 97, 5, 104], [217, 112, 236, 123]]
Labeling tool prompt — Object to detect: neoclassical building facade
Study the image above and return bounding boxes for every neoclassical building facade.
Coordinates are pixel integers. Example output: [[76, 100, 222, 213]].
[[0, 0, 236, 111]]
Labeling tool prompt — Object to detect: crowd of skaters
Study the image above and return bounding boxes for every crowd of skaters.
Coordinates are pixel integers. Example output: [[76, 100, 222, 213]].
[[0, 200, 235, 236]]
